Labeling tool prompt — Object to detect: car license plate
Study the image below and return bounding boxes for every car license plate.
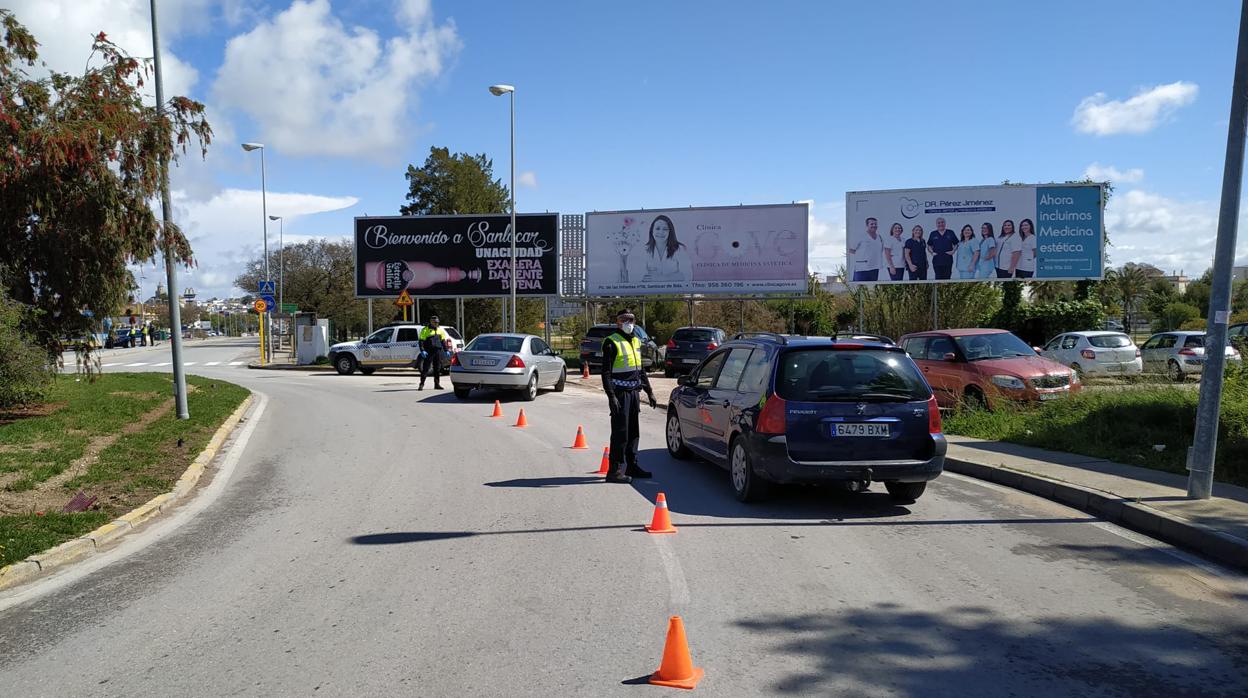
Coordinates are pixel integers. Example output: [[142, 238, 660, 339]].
[[833, 423, 889, 437], [1038, 392, 1064, 401], [1105, 364, 1122, 372], [593, 351, 602, 357], [471, 359, 496, 367], [682, 358, 699, 364]]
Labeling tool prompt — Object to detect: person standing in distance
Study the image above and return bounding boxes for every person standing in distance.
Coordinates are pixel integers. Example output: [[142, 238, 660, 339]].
[[600, 309, 657, 483], [417, 315, 451, 390]]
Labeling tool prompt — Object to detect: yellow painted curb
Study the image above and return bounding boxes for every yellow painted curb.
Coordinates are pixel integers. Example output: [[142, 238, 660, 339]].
[[0, 392, 254, 592]]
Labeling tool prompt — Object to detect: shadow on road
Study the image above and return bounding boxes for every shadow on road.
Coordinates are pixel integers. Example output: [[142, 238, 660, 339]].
[[733, 604, 1248, 696], [484, 476, 601, 488]]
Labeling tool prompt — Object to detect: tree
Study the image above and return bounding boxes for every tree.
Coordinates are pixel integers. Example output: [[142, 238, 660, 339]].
[[0, 12, 211, 352], [235, 239, 369, 341], [1105, 264, 1152, 329], [399, 146, 516, 339], [1155, 302, 1200, 333], [1144, 278, 1179, 319], [1183, 270, 1213, 318]]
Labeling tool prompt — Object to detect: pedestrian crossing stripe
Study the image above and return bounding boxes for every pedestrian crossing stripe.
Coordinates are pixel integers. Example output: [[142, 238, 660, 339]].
[[103, 363, 120, 367], [125, 362, 148, 367], [205, 361, 220, 366], [183, 362, 197, 366], [229, 361, 245, 365], [154, 362, 172, 366]]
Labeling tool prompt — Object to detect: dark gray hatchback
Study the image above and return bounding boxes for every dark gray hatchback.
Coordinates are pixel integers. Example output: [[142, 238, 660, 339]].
[[663, 326, 727, 377], [665, 333, 946, 503]]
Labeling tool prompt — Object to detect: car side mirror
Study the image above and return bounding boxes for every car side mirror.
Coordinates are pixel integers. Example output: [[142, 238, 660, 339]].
[[1033, 346, 1043, 353], [942, 352, 957, 362], [677, 375, 694, 386]]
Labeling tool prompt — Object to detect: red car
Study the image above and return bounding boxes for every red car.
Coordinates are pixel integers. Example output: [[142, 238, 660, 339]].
[[898, 329, 1080, 408]]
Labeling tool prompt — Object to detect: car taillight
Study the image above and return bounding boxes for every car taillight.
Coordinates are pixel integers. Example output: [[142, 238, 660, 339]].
[[1178, 348, 1197, 356], [450, 353, 460, 366], [507, 355, 525, 368], [706, 342, 718, 350], [927, 396, 942, 434], [1080, 349, 1096, 360], [1135, 348, 1142, 358], [756, 394, 786, 434], [666, 339, 676, 349]]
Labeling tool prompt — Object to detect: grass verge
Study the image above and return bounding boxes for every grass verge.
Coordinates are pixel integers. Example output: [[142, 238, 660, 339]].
[[0, 373, 248, 568], [943, 375, 1248, 487]]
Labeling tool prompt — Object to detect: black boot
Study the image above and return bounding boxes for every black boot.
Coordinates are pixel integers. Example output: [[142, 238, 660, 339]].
[[626, 465, 652, 478], [604, 472, 633, 484], [418, 381, 425, 391]]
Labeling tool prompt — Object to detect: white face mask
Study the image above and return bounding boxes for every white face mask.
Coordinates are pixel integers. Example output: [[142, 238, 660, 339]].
[[620, 322, 635, 334]]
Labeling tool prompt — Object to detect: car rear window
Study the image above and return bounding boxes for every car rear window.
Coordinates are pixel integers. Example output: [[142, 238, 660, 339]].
[[585, 327, 615, 339], [673, 329, 715, 342], [1088, 334, 1131, 348], [467, 336, 524, 353], [775, 349, 930, 402], [1184, 335, 1206, 348]]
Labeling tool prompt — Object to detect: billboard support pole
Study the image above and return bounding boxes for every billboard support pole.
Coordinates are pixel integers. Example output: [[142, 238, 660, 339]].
[[738, 300, 745, 334], [368, 299, 373, 334], [1189, 0, 1248, 500], [416, 298, 421, 324], [544, 297, 551, 344], [856, 291, 864, 332], [688, 299, 694, 326], [932, 286, 939, 329]]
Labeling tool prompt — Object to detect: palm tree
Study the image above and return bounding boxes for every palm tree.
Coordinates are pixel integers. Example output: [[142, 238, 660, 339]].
[[1106, 265, 1151, 330], [1028, 281, 1074, 304]]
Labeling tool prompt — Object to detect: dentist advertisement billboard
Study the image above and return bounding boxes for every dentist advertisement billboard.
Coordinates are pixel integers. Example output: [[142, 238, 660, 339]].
[[584, 203, 809, 296], [845, 184, 1104, 284]]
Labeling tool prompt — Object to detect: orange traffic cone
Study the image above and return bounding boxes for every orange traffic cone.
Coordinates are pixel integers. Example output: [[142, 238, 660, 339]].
[[490, 400, 503, 418], [650, 616, 704, 689], [581, 362, 590, 379], [645, 492, 677, 534], [514, 409, 528, 428], [571, 425, 589, 449], [591, 446, 611, 475]]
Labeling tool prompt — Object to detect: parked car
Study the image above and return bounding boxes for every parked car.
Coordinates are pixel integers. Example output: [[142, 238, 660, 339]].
[[898, 329, 1080, 409], [662, 326, 727, 377], [450, 333, 567, 401], [665, 332, 945, 503], [327, 324, 462, 375], [835, 332, 895, 344], [1039, 331, 1142, 377], [104, 327, 140, 349], [1103, 319, 1126, 332], [1140, 331, 1241, 381], [579, 324, 659, 371]]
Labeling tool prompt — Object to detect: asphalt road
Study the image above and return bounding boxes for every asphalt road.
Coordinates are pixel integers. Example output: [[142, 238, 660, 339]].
[[2, 337, 1246, 697]]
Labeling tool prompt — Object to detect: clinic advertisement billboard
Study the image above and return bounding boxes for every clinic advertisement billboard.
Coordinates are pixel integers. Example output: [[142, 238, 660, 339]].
[[584, 203, 809, 297], [353, 214, 559, 298], [844, 184, 1104, 284]]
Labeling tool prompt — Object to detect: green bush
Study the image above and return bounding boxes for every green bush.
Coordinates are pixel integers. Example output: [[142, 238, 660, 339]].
[[1009, 299, 1105, 346], [1153, 302, 1201, 333], [313, 355, 330, 365], [0, 292, 52, 409]]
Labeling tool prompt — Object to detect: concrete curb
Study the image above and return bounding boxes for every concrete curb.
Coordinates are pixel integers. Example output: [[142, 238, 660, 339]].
[[945, 456, 1248, 572], [0, 393, 255, 591]]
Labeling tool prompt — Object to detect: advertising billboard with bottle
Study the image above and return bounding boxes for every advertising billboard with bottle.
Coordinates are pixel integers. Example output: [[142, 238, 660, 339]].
[[584, 203, 809, 297], [353, 214, 559, 298], [844, 183, 1104, 284]]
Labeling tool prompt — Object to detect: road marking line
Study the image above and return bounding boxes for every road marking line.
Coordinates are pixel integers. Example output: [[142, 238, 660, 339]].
[[183, 362, 197, 366], [650, 535, 690, 609], [0, 391, 269, 612], [205, 362, 220, 366], [943, 471, 1238, 579], [125, 362, 148, 367], [154, 362, 172, 367], [102, 363, 121, 367], [229, 361, 245, 366]]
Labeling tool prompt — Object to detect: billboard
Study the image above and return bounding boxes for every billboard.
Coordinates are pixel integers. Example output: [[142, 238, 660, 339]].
[[844, 184, 1104, 284], [353, 214, 559, 298], [585, 203, 808, 296]]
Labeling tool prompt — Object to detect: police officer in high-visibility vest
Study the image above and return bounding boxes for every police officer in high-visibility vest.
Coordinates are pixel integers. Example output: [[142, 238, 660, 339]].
[[601, 309, 656, 483], [418, 316, 451, 390]]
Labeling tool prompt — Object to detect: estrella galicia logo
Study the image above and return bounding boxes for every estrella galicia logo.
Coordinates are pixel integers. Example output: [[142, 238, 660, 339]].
[[900, 197, 921, 219]]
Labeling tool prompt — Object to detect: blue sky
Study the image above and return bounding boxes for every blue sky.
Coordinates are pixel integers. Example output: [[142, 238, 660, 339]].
[[9, 0, 1245, 298]]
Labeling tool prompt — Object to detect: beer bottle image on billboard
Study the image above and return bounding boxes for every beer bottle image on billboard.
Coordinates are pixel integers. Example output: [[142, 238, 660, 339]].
[[362, 261, 483, 292]]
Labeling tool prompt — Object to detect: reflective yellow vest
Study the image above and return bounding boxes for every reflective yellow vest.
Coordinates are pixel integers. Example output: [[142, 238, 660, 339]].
[[605, 333, 642, 373]]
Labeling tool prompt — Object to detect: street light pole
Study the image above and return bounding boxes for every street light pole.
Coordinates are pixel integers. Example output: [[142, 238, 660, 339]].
[[149, 0, 189, 419], [242, 142, 270, 361], [1189, 0, 1248, 499], [490, 84, 517, 333], [270, 214, 284, 346]]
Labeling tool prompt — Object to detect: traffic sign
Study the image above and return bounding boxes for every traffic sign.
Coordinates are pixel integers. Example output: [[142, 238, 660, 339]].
[[260, 293, 276, 309], [395, 290, 414, 308], [253, 298, 268, 313], [280, 303, 298, 313], [258, 280, 276, 295]]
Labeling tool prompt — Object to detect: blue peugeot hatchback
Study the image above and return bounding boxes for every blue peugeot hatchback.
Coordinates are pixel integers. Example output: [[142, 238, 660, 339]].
[[665, 333, 946, 503]]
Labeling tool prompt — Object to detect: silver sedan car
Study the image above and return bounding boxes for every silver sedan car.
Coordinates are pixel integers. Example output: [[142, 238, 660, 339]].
[[450, 333, 567, 401], [1140, 331, 1241, 381]]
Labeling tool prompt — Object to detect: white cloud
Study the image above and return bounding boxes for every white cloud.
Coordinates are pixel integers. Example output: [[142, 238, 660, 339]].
[[1084, 163, 1144, 184], [1104, 189, 1221, 275], [212, 0, 460, 159], [517, 171, 538, 189], [798, 199, 847, 276], [1072, 81, 1198, 136]]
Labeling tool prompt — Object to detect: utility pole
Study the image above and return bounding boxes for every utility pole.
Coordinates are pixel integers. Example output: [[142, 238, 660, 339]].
[[1189, 0, 1248, 499], [149, 0, 188, 419]]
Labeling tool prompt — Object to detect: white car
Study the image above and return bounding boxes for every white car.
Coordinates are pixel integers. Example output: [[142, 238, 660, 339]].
[[327, 324, 463, 375], [1140, 331, 1242, 381], [1039, 331, 1142, 377], [450, 333, 567, 401]]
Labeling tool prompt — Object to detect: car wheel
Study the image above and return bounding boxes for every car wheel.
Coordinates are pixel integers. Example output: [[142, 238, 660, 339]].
[[1168, 360, 1185, 382], [359, 367, 376, 375], [885, 481, 927, 503], [665, 409, 692, 460], [730, 437, 771, 502], [962, 387, 987, 411], [1070, 363, 1083, 380], [453, 387, 471, 399], [335, 355, 356, 375], [553, 367, 566, 392], [663, 366, 674, 378], [522, 373, 538, 401]]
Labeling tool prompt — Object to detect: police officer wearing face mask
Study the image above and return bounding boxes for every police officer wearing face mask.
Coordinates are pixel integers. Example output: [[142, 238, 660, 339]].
[[417, 316, 451, 390], [600, 309, 657, 483]]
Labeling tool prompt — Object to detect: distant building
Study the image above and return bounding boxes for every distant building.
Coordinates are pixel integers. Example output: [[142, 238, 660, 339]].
[[820, 274, 852, 295], [1233, 266, 1248, 282], [1163, 272, 1190, 294]]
